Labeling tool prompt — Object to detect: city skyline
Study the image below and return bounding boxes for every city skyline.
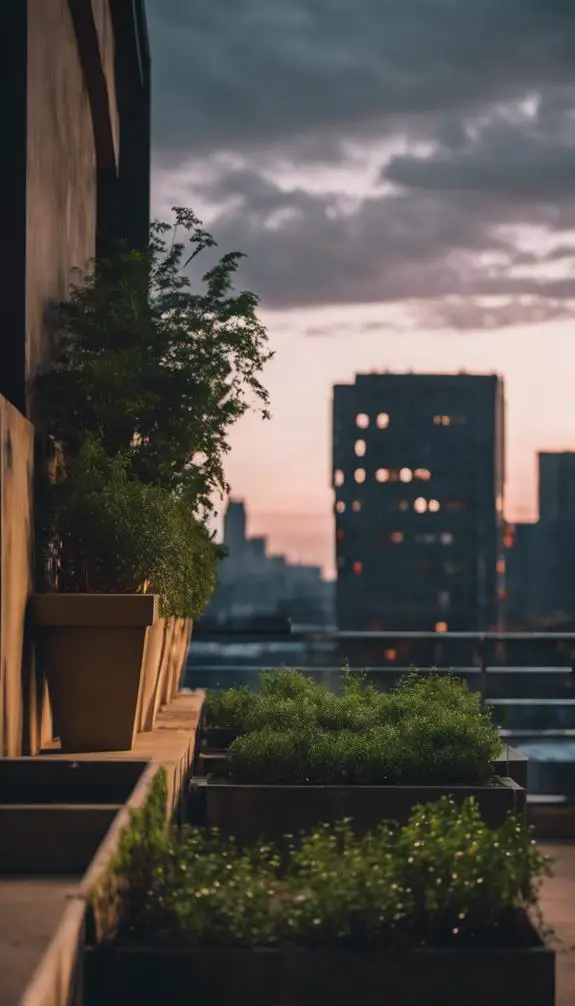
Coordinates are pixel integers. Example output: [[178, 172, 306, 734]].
[[147, 2, 575, 577]]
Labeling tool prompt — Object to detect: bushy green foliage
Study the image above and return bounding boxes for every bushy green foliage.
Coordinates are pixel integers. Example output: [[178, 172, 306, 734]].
[[35, 208, 272, 511], [206, 668, 500, 785], [113, 797, 550, 949], [43, 437, 218, 616]]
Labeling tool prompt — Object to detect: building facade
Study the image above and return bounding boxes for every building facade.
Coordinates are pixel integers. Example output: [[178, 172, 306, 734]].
[[0, 0, 150, 757], [332, 372, 505, 635]]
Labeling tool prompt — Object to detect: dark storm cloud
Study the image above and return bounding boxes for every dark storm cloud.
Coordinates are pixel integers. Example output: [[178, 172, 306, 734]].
[[147, 0, 575, 324], [148, 0, 575, 162]]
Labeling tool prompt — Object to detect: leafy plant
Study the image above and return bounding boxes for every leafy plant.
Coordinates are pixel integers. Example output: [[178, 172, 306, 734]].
[[35, 207, 273, 512], [110, 797, 551, 949], [42, 437, 219, 616]]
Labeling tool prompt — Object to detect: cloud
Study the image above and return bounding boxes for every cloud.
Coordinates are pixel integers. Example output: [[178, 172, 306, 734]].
[[148, 0, 575, 325], [148, 0, 575, 164]]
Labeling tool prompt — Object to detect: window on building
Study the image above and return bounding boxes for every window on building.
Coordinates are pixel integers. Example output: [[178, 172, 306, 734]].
[[376, 412, 390, 428], [375, 468, 390, 483], [503, 529, 515, 548], [356, 413, 369, 429], [353, 560, 363, 575], [384, 648, 397, 661], [334, 469, 345, 487], [354, 439, 366, 457], [438, 590, 450, 610], [496, 494, 504, 513], [441, 533, 453, 545], [435, 621, 448, 633], [354, 468, 366, 483], [414, 497, 427, 513], [399, 500, 410, 511], [352, 500, 362, 512], [400, 467, 413, 483], [336, 529, 344, 541], [336, 501, 346, 514], [445, 500, 465, 512], [391, 531, 404, 544], [497, 588, 507, 600], [414, 468, 431, 480], [428, 499, 440, 512], [415, 533, 436, 544]]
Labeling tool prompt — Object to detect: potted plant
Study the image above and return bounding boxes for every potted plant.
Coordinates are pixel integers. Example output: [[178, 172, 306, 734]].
[[33, 209, 271, 752], [34, 439, 218, 752], [84, 797, 555, 1006], [190, 670, 526, 837]]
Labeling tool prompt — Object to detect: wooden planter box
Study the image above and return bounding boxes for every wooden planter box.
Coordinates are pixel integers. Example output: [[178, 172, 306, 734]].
[[188, 776, 525, 841], [34, 594, 159, 753], [84, 926, 554, 1006]]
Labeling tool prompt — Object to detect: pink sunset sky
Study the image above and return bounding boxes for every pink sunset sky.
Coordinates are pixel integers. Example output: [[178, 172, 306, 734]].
[[147, 0, 575, 577]]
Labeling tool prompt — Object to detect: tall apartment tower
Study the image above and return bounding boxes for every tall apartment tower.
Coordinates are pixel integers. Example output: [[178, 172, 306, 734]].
[[332, 372, 505, 633], [539, 452, 575, 523]]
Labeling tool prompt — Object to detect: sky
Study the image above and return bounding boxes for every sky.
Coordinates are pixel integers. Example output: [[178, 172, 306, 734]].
[[147, 0, 575, 577]]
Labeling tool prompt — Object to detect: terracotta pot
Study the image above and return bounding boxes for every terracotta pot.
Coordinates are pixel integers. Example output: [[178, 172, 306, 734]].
[[33, 594, 159, 753], [137, 618, 166, 733], [166, 618, 193, 702]]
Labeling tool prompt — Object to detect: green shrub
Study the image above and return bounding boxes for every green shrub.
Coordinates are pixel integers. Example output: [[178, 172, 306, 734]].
[[43, 437, 218, 616], [227, 701, 500, 786], [203, 686, 257, 731], [113, 797, 550, 949]]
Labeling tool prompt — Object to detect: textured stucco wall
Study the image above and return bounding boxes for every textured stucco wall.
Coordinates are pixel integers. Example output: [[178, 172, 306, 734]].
[[25, 0, 99, 400]]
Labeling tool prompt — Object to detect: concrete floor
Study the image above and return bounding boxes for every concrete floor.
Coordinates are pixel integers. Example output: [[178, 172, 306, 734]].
[[0, 877, 79, 1006], [540, 843, 575, 1006]]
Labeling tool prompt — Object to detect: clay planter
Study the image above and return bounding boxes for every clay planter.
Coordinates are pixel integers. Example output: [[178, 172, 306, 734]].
[[137, 618, 167, 733], [153, 617, 193, 717], [84, 922, 554, 1006], [33, 594, 159, 753], [188, 777, 526, 841]]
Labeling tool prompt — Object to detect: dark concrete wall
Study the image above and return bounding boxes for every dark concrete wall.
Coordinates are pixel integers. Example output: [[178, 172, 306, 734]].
[[25, 0, 99, 415]]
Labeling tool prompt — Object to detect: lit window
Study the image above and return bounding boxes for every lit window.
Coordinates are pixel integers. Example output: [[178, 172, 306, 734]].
[[391, 531, 404, 544], [428, 499, 440, 512], [354, 439, 366, 457], [433, 415, 442, 425], [399, 500, 409, 511], [384, 648, 397, 661], [496, 494, 504, 513], [503, 530, 514, 548], [496, 558, 506, 574], [414, 468, 431, 481], [414, 497, 427, 513], [498, 588, 507, 600], [376, 412, 390, 429], [438, 591, 450, 610], [400, 467, 413, 483], [375, 468, 390, 483], [336, 501, 346, 514], [336, 529, 344, 541], [435, 621, 448, 633], [441, 533, 453, 545], [442, 416, 451, 426], [356, 413, 369, 429], [334, 469, 344, 487], [352, 500, 362, 512], [353, 560, 363, 575], [354, 468, 366, 483]]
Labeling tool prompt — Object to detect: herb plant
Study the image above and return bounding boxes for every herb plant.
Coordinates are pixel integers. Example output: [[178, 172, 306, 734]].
[[111, 797, 550, 950]]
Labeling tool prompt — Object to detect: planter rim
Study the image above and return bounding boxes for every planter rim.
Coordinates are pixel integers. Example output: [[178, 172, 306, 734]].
[[199, 776, 522, 792], [32, 593, 160, 628]]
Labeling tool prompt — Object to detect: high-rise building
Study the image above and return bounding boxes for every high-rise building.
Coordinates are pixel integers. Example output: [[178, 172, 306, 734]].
[[332, 372, 505, 633], [223, 499, 247, 556], [539, 452, 575, 523]]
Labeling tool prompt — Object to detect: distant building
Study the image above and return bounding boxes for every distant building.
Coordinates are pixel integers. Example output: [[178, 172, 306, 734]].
[[332, 372, 505, 635], [505, 522, 539, 626], [206, 499, 334, 626], [539, 452, 575, 522]]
